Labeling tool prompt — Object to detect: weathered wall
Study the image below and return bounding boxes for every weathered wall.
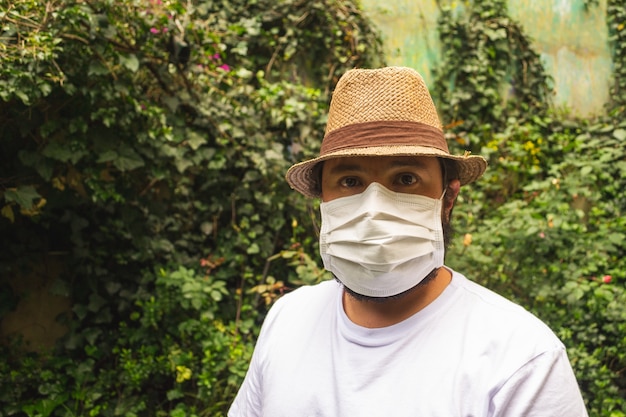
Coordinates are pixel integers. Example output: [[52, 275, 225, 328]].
[[1, 255, 71, 351], [360, 0, 611, 117]]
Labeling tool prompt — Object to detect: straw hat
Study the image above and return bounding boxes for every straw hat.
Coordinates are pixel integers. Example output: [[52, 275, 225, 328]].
[[285, 66, 487, 198]]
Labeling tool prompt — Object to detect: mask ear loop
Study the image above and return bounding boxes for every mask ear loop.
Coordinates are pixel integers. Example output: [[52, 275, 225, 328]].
[[438, 158, 448, 200]]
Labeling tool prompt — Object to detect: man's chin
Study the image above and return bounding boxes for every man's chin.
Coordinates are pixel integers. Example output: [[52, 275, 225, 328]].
[[335, 267, 440, 303]]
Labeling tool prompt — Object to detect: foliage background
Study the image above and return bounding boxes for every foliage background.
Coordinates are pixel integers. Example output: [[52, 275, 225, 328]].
[[0, 0, 624, 416], [0, 0, 382, 415]]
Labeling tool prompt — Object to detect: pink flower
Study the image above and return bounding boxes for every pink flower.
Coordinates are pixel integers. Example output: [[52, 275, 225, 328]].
[[538, 232, 545, 239], [150, 27, 160, 34], [218, 64, 230, 71], [602, 275, 612, 284]]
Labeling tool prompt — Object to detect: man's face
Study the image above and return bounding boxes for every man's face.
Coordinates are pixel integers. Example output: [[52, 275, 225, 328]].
[[320, 155, 460, 247], [320, 155, 445, 202], [320, 155, 460, 300]]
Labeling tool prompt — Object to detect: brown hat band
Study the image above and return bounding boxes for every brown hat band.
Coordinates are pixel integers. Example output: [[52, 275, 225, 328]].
[[320, 120, 449, 155]]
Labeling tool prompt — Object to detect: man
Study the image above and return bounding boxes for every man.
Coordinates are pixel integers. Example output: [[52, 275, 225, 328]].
[[229, 66, 588, 416]]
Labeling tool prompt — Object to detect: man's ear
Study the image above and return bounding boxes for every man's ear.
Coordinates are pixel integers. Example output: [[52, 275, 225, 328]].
[[443, 179, 461, 220]]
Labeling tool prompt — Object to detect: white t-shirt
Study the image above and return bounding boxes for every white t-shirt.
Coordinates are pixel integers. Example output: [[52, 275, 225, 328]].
[[229, 270, 588, 417]]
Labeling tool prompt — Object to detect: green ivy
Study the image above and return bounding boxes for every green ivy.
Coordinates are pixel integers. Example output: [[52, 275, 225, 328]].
[[0, 0, 382, 415], [2, 0, 625, 415], [608, 0, 626, 117], [434, 1, 626, 415], [433, 0, 551, 151]]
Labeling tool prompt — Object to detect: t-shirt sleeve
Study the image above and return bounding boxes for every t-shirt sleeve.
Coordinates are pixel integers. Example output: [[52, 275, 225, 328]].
[[490, 347, 588, 417], [228, 350, 263, 417], [228, 294, 289, 417], [228, 315, 271, 417]]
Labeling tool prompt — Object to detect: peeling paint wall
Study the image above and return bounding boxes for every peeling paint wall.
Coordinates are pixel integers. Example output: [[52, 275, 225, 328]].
[[360, 0, 611, 117]]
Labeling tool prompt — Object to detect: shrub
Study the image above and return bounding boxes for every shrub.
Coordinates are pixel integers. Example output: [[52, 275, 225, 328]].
[[434, 1, 626, 414], [2, 0, 625, 415], [0, 0, 381, 415]]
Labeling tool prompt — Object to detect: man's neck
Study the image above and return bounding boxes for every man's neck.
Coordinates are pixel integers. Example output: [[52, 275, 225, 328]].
[[342, 267, 453, 328]]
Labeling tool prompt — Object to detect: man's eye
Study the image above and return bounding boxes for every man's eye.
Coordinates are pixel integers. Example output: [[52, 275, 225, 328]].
[[398, 174, 418, 185], [340, 177, 360, 188]]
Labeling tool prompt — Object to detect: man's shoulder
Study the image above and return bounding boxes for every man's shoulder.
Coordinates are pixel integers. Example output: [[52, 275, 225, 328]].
[[450, 271, 535, 315], [254, 280, 339, 352], [263, 279, 339, 325], [278, 279, 339, 306], [448, 270, 563, 349]]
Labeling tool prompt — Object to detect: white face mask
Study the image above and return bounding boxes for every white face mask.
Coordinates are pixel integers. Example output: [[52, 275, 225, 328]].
[[319, 183, 445, 297]]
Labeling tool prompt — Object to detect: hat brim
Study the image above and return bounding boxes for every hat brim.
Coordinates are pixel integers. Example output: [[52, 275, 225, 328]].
[[285, 145, 487, 198]]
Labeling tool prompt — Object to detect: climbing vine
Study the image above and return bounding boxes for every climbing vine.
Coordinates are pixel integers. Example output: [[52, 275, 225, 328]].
[[1, 0, 624, 415], [434, 1, 626, 415], [0, 1, 383, 415], [432, 0, 551, 151], [607, 0, 626, 117]]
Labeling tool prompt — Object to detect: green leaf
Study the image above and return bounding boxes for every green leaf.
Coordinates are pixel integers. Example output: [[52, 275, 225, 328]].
[[42, 141, 74, 162], [113, 145, 145, 171], [87, 293, 107, 312], [88, 60, 110, 76], [613, 128, 626, 140], [83, 327, 102, 345], [187, 131, 208, 150], [210, 290, 223, 301], [175, 156, 194, 173], [1, 205, 14, 223], [246, 243, 260, 254], [191, 298, 202, 309], [120, 54, 140, 72], [607, 233, 624, 245], [182, 282, 200, 294], [97, 150, 118, 163], [580, 165, 593, 176], [3, 185, 41, 209], [167, 389, 185, 401]]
